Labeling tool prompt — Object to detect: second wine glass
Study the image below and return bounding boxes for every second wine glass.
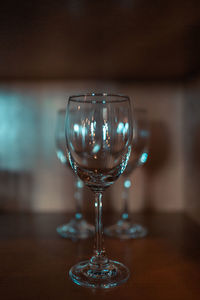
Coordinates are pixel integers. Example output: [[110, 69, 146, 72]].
[[55, 109, 94, 240], [104, 109, 150, 239]]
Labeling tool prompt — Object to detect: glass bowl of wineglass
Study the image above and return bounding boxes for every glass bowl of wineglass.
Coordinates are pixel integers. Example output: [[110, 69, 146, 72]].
[[104, 108, 150, 239], [65, 93, 133, 288], [55, 109, 94, 240]]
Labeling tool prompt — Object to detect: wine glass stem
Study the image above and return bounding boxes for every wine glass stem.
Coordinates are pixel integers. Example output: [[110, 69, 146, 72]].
[[121, 177, 131, 221], [74, 178, 83, 220], [90, 191, 108, 266], [94, 192, 104, 255]]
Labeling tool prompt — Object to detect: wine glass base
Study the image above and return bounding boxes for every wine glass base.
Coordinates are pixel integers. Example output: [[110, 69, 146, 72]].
[[104, 220, 147, 239], [56, 218, 94, 240], [69, 259, 129, 289]]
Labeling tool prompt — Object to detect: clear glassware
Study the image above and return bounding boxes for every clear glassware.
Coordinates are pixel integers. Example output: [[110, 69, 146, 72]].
[[65, 93, 133, 288], [104, 109, 149, 239], [55, 109, 94, 240]]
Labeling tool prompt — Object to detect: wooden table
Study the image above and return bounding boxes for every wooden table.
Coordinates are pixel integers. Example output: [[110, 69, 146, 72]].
[[0, 213, 200, 300]]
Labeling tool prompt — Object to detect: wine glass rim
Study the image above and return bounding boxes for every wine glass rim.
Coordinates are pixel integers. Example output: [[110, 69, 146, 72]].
[[68, 93, 130, 103]]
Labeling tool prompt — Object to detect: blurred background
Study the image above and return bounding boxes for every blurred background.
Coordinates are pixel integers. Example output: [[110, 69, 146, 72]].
[[0, 0, 199, 224]]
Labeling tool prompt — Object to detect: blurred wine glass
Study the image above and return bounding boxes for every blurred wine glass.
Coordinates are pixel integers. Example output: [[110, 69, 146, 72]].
[[55, 109, 94, 240], [65, 93, 133, 288], [105, 108, 150, 239]]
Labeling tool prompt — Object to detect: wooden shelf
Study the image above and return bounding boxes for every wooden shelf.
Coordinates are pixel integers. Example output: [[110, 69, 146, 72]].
[[0, 213, 200, 299]]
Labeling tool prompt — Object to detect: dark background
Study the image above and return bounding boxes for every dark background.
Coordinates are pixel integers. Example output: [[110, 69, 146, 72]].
[[0, 0, 199, 81]]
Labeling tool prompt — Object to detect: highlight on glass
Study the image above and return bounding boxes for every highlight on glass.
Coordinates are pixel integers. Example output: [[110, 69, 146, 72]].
[[104, 108, 150, 239], [65, 93, 133, 288], [55, 109, 94, 240]]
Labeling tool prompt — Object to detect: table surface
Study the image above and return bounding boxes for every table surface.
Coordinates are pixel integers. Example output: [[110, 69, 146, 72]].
[[0, 213, 200, 300]]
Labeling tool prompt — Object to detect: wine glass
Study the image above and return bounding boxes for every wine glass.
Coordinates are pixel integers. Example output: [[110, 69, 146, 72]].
[[55, 109, 94, 240], [104, 109, 150, 239], [65, 93, 133, 288]]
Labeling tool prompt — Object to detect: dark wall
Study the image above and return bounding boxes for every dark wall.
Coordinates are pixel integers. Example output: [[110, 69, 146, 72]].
[[0, 0, 199, 80]]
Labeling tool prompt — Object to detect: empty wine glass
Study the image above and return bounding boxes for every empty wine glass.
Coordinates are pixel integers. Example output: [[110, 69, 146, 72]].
[[55, 109, 94, 240], [104, 109, 149, 239], [65, 93, 133, 288]]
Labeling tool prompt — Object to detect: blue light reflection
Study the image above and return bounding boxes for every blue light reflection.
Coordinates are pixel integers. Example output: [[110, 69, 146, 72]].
[[74, 124, 79, 133], [124, 179, 131, 188], [56, 150, 67, 164], [140, 152, 148, 164], [117, 122, 129, 135]]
